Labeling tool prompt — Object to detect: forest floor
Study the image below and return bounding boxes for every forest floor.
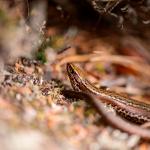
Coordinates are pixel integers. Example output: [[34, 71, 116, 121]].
[[0, 1, 150, 150]]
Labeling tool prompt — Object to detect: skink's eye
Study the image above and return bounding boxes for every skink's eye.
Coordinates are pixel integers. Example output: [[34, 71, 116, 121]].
[[69, 68, 74, 74]]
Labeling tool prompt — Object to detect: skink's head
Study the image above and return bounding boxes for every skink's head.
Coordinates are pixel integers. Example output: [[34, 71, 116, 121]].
[[66, 63, 98, 94], [67, 63, 80, 75], [67, 63, 77, 76], [66, 63, 85, 91]]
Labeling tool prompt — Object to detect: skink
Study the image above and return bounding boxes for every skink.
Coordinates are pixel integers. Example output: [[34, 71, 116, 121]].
[[63, 63, 150, 140], [66, 63, 150, 124]]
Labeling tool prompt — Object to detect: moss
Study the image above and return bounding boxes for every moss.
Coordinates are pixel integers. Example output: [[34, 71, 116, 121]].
[[36, 50, 46, 63], [36, 37, 51, 63]]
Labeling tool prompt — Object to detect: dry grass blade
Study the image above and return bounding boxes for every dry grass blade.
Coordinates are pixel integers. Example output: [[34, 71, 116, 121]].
[[56, 54, 150, 80]]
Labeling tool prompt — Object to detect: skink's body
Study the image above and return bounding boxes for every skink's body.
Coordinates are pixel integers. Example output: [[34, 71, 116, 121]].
[[62, 90, 150, 140], [66, 63, 150, 124]]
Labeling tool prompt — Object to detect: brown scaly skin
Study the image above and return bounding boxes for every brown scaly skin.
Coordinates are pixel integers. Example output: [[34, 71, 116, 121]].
[[62, 90, 150, 140]]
